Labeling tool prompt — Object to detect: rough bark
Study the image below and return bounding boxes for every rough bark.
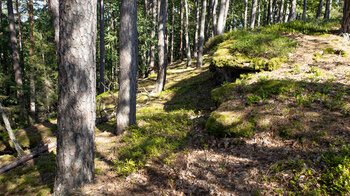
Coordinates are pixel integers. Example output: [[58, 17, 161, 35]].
[[341, 0, 350, 33], [7, 0, 24, 110], [99, 0, 105, 94], [251, 0, 258, 29], [324, 0, 332, 19], [0, 103, 23, 156], [154, 0, 167, 94], [170, 0, 174, 63], [116, 0, 138, 133], [216, 0, 226, 35], [194, 0, 199, 59], [197, 0, 206, 68], [184, 0, 191, 67], [278, 0, 285, 23], [54, 0, 97, 194], [316, 0, 324, 19], [212, 0, 218, 36], [28, 0, 36, 123], [302, 0, 307, 20], [149, 0, 157, 75], [288, 0, 297, 21], [180, 0, 183, 60], [244, 0, 248, 28], [50, 0, 59, 53]]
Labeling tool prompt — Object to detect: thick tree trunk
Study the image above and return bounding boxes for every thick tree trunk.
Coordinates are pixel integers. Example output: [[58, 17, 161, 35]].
[[288, 0, 297, 21], [116, 0, 138, 133], [184, 0, 191, 67], [278, 0, 285, 23], [7, 0, 24, 114], [149, 0, 157, 75], [216, 0, 226, 35], [244, 0, 248, 28], [0, 103, 24, 157], [170, 0, 174, 63], [212, 0, 218, 36], [180, 0, 183, 60], [54, 0, 97, 194], [196, 0, 206, 68], [154, 0, 167, 93], [341, 0, 350, 33], [302, 0, 307, 20], [324, 0, 332, 19], [194, 0, 199, 59], [28, 0, 36, 123], [251, 0, 258, 29], [316, 0, 324, 19], [99, 0, 105, 94], [50, 0, 59, 53]]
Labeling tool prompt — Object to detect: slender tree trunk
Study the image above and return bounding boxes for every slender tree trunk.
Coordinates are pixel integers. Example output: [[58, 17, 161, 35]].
[[99, 0, 105, 94], [116, 0, 138, 133], [316, 0, 324, 19], [180, 0, 183, 60], [212, 0, 218, 36], [149, 0, 157, 74], [7, 0, 24, 116], [113, 18, 119, 84], [54, 0, 97, 194], [196, 0, 206, 68], [154, 0, 167, 94], [257, 0, 261, 26], [15, 0, 23, 68], [284, 1, 290, 22], [184, 0, 191, 67], [341, 0, 350, 33], [170, 0, 174, 63], [302, 0, 307, 20], [0, 103, 24, 156], [244, 0, 248, 28], [288, 0, 297, 21], [268, 0, 273, 24], [194, 0, 199, 59], [278, 0, 285, 23], [50, 0, 59, 53], [205, 0, 211, 41], [324, 0, 332, 19], [224, 0, 230, 27], [250, 0, 258, 29], [216, 0, 226, 35], [28, 0, 36, 123]]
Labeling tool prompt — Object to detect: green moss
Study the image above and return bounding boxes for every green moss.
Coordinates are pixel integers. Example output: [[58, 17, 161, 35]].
[[211, 82, 237, 106], [321, 47, 348, 57]]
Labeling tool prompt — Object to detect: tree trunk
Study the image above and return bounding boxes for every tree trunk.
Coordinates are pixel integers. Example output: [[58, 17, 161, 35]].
[[154, 0, 167, 94], [316, 0, 324, 19], [268, 0, 273, 24], [216, 0, 226, 35], [170, 0, 174, 63], [288, 0, 297, 21], [0, 103, 24, 157], [278, 0, 285, 23], [53, 0, 97, 194], [244, 0, 248, 28], [15, 0, 23, 68], [99, 0, 105, 94], [7, 0, 24, 115], [212, 0, 218, 36], [28, 0, 36, 123], [284, 1, 290, 22], [50, 0, 59, 53], [302, 0, 307, 20], [184, 0, 191, 67], [205, 0, 211, 41], [324, 0, 332, 19], [180, 0, 183, 60], [341, 0, 350, 33], [194, 0, 199, 59], [250, 0, 258, 29], [149, 0, 157, 75], [196, 0, 206, 68], [116, 0, 138, 133], [224, 0, 230, 27]]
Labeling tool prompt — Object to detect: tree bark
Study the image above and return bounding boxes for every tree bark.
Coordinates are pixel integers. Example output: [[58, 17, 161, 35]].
[[170, 0, 174, 63], [212, 0, 218, 36], [99, 0, 105, 94], [154, 0, 167, 94], [216, 0, 227, 35], [316, 0, 324, 19], [15, 0, 23, 68], [244, 0, 248, 28], [50, 0, 59, 53], [302, 0, 307, 20], [284, 1, 290, 22], [197, 0, 206, 68], [54, 0, 97, 194], [324, 0, 332, 19], [194, 0, 199, 59], [180, 0, 184, 60], [288, 0, 297, 21], [0, 103, 23, 157], [149, 0, 157, 75], [28, 0, 36, 123], [278, 0, 285, 23], [257, 0, 261, 26], [268, 0, 273, 24], [116, 0, 138, 133], [7, 0, 24, 113], [184, 0, 191, 67], [251, 0, 258, 29], [341, 0, 350, 33]]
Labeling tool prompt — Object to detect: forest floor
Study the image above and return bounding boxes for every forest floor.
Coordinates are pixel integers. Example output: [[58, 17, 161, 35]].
[[1, 30, 350, 195]]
